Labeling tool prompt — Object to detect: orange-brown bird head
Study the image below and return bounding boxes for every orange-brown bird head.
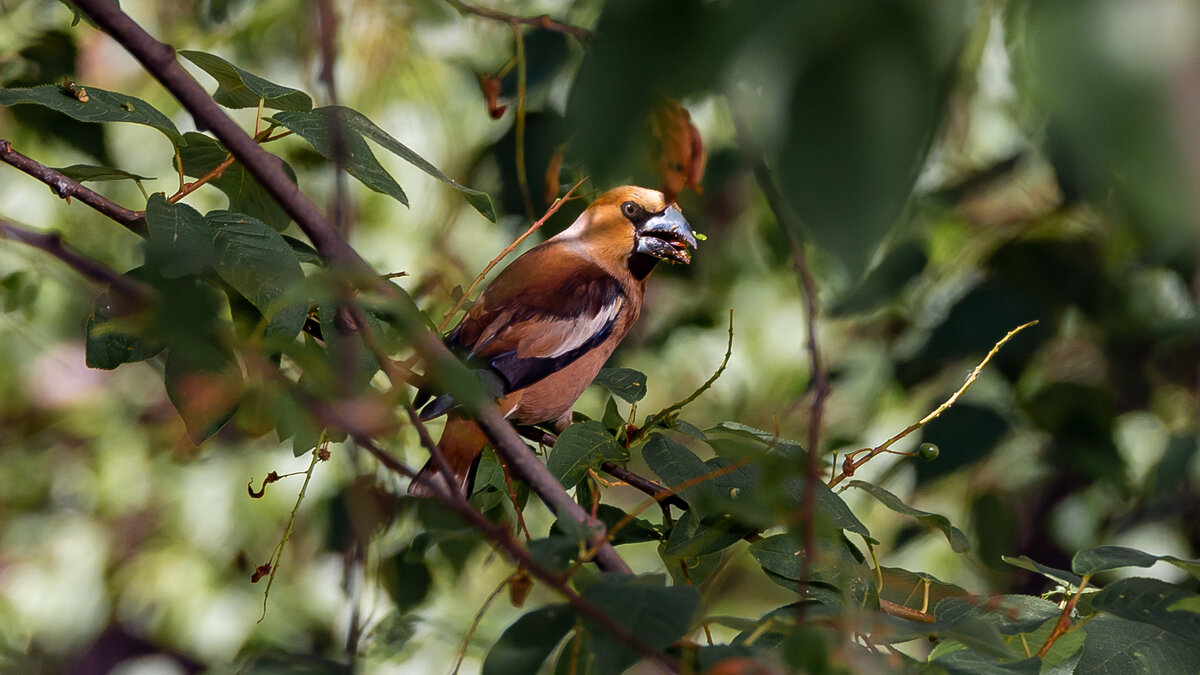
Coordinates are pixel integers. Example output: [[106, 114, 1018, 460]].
[[556, 186, 697, 279]]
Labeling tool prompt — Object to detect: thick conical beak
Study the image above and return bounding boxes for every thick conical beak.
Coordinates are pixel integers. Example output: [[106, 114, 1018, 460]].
[[634, 205, 698, 264]]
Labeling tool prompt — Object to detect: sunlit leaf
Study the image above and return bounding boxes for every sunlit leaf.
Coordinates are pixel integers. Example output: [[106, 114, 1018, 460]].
[[180, 50, 313, 112], [1073, 546, 1200, 580], [1001, 555, 1083, 589], [847, 480, 969, 553], [0, 84, 183, 145], [55, 163, 154, 184], [270, 107, 498, 220]]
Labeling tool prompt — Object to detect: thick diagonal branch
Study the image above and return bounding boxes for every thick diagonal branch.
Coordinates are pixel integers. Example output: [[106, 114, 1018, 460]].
[[70, 0, 631, 576]]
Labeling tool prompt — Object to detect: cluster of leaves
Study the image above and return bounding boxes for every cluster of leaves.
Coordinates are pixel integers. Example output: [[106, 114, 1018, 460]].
[[412, 369, 1199, 674], [0, 48, 500, 451]]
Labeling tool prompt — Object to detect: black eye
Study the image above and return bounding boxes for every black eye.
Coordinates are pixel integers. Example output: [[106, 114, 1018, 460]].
[[621, 201, 642, 219]]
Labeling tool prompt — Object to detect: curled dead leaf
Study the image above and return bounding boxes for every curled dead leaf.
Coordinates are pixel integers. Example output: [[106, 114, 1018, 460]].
[[478, 74, 507, 119], [651, 98, 706, 203]]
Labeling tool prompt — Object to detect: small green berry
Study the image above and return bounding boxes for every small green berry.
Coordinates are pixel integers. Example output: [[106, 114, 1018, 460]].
[[917, 443, 939, 461]]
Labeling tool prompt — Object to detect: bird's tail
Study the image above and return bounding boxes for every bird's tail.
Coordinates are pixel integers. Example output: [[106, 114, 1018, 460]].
[[407, 415, 488, 498]]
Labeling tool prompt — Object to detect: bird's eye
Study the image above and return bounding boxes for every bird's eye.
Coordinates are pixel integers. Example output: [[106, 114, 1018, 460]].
[[621, 201, 641, 219]]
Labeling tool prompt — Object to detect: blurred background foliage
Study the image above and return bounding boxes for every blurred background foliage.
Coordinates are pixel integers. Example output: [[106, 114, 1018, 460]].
[[1, 0, 1199, 672]]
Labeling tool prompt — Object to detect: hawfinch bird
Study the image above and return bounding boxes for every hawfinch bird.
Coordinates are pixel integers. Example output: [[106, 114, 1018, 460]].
[[408, 186, 697, 497]]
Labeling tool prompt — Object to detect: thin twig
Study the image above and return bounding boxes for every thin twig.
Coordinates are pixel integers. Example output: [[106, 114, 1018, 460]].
[[878, 599, 936, 624], [0, 219, 152, 303], [443, 0, 592, 41], [510, 21, 535, 221], [257, 444, 323, 622], [1036, 574, 1090, 658], [631, 309, 733, 441], [438, 177, 586, 331], [0, 139, 146, 234], [828, 320, 1039, 487], [450, 575, 510, 675], [70, 0, 633, 577]]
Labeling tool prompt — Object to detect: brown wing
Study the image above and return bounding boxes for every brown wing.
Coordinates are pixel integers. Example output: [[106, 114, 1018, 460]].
[[419, 244, 626, 419]]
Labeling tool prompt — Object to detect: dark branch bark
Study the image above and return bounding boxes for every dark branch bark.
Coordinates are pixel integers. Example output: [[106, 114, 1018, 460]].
[[0, 139, 147, 235], [0, 219, 152, 303], [70, 0, 632, 576]]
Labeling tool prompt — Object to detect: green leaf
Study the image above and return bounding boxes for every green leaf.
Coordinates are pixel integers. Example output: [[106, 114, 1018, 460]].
[[1072, 545, 1200, 580], [1, 271, 38, 313], [663, 509, 752, 558], [1001, 555, 1084, 589], [85, 279, 161, 369], [661, 546, 723, 587], [0, 84, 183, 145], [545, 421, 626, 490], [930, 649, 1040, 675], [784, 475, 873, 540], [878, 566, 967, 613], [176, 132, 296, 232], [179, 50, 312, 111], [282, 235, 323, 266], [581, 575, 700, 675], [847, 480, 969, 553], [1091, 577, 1200, 642], [380, 546, 432, 612], [271, 107, 407, 205], [642, 432, 717, 508], [55, 164, 154, 184], [338, 106, 497, 221], [705, 421, 806, 456], [145, 194, 213, 278], [271, 106, 497, 220], [54, 0, 119, 28], [749, 533, 871, 596], [206, 211, 306, 343], [164, 341, 242, 444], [593, 367, 648, 403], [552, 504, 660, 547], [775, 2, 967, 276], [483, 604, 574, 675], [1076, 613, 1200, 674], [1169, 596, 1200, 614], [936, 595, 1062, 636]]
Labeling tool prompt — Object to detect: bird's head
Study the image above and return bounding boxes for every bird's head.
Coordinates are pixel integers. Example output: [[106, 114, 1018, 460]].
[[556, 186, 698, 279]]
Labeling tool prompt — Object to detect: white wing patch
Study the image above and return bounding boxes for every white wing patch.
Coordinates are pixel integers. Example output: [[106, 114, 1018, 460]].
[[518, 298, 624, 359]]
